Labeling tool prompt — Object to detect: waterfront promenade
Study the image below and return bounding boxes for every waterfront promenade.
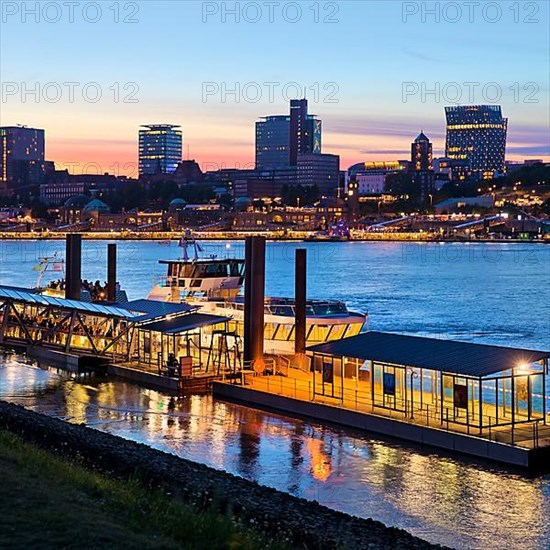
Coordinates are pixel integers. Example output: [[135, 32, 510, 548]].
[[1, 230, 548, 242]]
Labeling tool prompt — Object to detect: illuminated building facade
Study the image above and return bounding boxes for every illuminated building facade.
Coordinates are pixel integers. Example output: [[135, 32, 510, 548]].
[[348, 161, 410, 195], [411, 131, 432, 171], [0, 126, 45, 196], [139, 124, 183, 177], [433, 157, 471, 182], [255, 115, 290, 169], [356, 172, 385, 194], [445, 105, 507, 179]]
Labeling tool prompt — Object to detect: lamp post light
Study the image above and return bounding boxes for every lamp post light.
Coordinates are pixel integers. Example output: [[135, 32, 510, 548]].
[[408, 368, 419, 419]]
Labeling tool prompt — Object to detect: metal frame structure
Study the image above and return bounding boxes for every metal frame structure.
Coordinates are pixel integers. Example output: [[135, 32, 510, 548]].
[[308, 332, 550, 436], [0, 291, 136, 360]]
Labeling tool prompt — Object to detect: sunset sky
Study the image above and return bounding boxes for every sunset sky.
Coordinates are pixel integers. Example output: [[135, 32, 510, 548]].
[[2, 1, 549, 176]]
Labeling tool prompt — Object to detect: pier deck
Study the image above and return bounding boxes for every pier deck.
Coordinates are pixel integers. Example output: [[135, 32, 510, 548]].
[[214, 331, 550, 468]]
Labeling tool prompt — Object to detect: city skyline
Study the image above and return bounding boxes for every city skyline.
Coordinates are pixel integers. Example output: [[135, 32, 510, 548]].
[[2, 101, 541, 179], [1, 1, 548, 175]]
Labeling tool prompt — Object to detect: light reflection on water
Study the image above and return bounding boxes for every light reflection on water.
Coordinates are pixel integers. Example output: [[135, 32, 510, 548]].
[[0, 240, 549, 547], [1, 354, 549, 550]]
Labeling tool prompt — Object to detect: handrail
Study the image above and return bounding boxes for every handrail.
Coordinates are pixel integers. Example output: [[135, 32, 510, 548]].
[[238, 374, 549, 448]]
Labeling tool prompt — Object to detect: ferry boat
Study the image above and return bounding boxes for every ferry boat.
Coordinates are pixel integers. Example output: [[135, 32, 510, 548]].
[[147, 237, 367, 355]]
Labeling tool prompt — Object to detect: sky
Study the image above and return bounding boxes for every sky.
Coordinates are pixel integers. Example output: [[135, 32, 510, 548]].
[[1, 0, 549, 176]]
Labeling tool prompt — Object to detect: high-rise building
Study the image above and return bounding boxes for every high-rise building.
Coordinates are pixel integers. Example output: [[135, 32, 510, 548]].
[[433, 157, 471, 182], [0, 126, 45, 196], [445, 105, 507, 179], [255, 115, 290, 169], [290, 99, 321, 166], [256, 99, 321, 170], [139, 124, 183, 177], [411, 131, 433, 171]]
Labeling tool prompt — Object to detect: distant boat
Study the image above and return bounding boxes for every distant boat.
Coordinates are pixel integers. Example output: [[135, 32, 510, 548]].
[[33, 253, 65, 289]]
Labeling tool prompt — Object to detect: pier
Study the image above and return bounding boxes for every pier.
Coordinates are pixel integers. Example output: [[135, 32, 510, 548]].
[[0, 286, 237, 391], [213, 331, 550, 467]]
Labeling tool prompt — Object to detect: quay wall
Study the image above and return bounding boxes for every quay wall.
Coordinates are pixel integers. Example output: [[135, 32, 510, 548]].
[[0, 400, 443, 550], [213, 382, 548, 469]]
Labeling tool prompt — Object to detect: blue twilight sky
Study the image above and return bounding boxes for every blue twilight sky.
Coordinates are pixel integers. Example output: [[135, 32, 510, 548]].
[[1, 0, 549, 175]]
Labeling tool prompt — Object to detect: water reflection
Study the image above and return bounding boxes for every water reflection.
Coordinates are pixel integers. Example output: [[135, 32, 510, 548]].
[[1, 356, 550, 549]]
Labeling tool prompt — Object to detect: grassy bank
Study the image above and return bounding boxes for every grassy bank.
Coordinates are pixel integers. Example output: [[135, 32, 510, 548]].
[[0, 429, 288, 550]]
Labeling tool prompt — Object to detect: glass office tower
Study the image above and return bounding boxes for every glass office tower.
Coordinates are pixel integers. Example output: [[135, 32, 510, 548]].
[[290, 99, 321, 165], [139, 124, 183, 177], [255, 115, 290, 169], [445, 105, 507, 179]]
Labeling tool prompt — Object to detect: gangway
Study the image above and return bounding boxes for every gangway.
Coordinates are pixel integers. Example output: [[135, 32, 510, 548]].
[[366, 216, 412, 232], [453, 215, 505, 232]]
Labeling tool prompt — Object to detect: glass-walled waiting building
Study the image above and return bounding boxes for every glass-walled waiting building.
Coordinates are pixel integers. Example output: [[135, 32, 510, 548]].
[[139, 124, 183, 177], [445, 105, 507, 180], [308, 331, 549, 443]]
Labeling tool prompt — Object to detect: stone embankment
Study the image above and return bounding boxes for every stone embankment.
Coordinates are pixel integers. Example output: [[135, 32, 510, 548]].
[[0, 401, 448, 550]]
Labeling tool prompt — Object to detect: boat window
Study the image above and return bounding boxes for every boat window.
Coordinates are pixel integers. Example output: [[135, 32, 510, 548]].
[[328, 324, 346, 340], [180, 264, 194, 278], [346, 323, 363, 337], [308, 325, 331, 343], [276, 324, 293, 341], [287, 325, 295, 341], [191, 264, 206, 278], [270, 305, 293, 316], [229, 262, 243, 276], [265, 322, 278, 340]]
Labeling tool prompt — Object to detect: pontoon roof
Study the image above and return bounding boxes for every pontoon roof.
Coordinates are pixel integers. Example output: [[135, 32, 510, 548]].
[[308, 331, 550, 377]]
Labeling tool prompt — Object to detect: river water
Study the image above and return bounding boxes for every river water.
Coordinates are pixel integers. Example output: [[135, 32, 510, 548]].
[[0, 240, 549, 549]]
